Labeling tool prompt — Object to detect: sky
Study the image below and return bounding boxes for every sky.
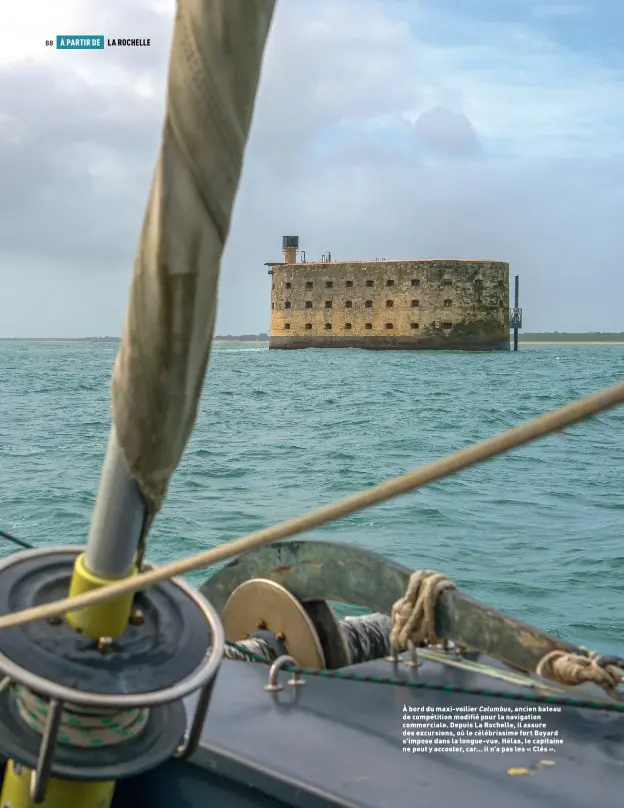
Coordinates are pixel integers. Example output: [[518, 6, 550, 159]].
[[0, 0, 622, 337]]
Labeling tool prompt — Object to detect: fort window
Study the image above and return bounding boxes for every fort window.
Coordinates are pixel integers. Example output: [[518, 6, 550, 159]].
[[443, 299, 452, 308], [365, 323, 372, 330], [284, 301, 291, 309], [272, 283, 275, 290], [411, 279, 420, 287], [475, 279, 484, 290], [284, 323, 290, 330], [365, 300, 373, 308], [305, 301, 313, 309], [386, 300, 394, 308], [411, 299, 419, 307], [345, 280, 353, 287], [442, 322, 452, 329], [410, 323, 419, 329], [386, 279, 394, 287], [345, 300, 352, 308], [325, 281, 333, 288], [271, 302, 274, 309], [285, 282, 292, 289], [366, 280, 374, 287], [305, 281, 313, 289], [385, 323, 394, 330], [497, 280, 505, 289], [305, 323, 312, 330], [443, 279, 453, 287], [325, 323, 332, 330], [344, 323, 352, 330], [325, 300, 332, 309]]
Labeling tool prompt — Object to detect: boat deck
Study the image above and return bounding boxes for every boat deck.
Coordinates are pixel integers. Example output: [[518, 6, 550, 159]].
[[114, 653, 624, 808]]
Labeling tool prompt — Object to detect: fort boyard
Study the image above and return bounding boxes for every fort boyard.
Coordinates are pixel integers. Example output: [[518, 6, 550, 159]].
[[266, 237, 511, 351]]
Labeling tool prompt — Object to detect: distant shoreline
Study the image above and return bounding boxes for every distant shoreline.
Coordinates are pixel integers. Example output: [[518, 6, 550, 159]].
[[519, 341, 624, 346], [0, 336, 622, 346]]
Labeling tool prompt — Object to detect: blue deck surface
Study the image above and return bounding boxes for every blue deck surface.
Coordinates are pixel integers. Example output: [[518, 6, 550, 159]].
[[1, 653, 620, 807], [115, 654, 624, 808]]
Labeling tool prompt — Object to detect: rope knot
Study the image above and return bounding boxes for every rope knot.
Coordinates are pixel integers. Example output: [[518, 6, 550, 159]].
[[389, 570, 456, 653], [536, 650, 624, 700]]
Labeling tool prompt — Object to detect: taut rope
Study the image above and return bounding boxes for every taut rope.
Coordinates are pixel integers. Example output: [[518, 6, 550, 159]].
[[0, 381, 621, 632]]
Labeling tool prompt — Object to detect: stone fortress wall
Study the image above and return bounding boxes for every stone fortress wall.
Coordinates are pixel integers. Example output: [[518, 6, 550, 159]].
[[268, 256, 510, 351]]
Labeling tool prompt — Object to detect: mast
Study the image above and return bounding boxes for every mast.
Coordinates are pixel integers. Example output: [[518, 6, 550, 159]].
[[84, 0, 276, 579], [84, 427, 145, 579]]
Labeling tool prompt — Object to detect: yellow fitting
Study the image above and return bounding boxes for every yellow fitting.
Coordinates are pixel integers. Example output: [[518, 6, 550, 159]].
[[0, 761, 115, 808], [66, 553, 137, 639]]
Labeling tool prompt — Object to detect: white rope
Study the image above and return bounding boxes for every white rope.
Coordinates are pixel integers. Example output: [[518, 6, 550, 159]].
[[390, 570, 456, 652], [536, 650, 624, 700], [388, 570, 624, 700], [11, 639, 274, 747], [13, 685, 149, 747]]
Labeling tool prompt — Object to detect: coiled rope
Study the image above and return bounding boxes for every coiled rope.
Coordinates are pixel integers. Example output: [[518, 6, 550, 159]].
[[4, 639, 300, 750], [537, 650, 623, 699], [13, 685, 149, 747], [0, 382, 621, 638], [390, 570, 456, 651]]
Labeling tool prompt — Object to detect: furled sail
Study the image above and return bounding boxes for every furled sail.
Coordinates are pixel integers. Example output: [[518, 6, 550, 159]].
[[111, 0, 275, 518]]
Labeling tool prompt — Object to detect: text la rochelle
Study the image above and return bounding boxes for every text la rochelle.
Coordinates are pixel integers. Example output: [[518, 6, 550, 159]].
[[107, 39, 151, 47]]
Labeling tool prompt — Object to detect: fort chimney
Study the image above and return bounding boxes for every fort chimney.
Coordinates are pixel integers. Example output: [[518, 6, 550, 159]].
[[282, 235, 299, 265]]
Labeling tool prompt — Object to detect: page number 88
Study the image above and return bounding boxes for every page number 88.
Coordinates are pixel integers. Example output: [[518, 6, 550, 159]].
[[45, 40, 54, 47]]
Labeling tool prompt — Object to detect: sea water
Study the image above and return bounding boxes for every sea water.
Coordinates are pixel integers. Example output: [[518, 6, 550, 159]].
[[0, 340, 622, 654]]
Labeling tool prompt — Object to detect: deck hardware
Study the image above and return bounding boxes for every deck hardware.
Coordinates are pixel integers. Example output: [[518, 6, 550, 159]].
[[0, 547, 225, 803], [129, 609, 144, 626], [385, 642, 400, 665], [265, 655, 304, 692], [174, 677, 217, 760], [222, 578, 325, 668], [404, 640, 421, 668], [29, 698, 63, 803]]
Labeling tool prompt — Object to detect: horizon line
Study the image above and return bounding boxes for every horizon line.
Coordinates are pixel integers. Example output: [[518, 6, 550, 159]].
[[1, 332, 624, 341]]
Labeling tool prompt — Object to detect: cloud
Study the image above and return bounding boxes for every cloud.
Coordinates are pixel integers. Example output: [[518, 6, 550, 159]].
[[0, 0, 169, 275], [0, 0, 622, 336], [412, 106, 482, 157], [530, 4, 590, 18]]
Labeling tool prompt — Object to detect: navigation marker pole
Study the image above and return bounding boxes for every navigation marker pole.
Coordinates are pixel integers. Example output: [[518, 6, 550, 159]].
[[511, 274, 522, 351]]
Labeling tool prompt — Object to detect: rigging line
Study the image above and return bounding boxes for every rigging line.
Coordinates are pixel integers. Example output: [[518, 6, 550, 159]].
[[0, 380, 621, 632], [0, 529, 34, 550], [223, 642, 624, 714]]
